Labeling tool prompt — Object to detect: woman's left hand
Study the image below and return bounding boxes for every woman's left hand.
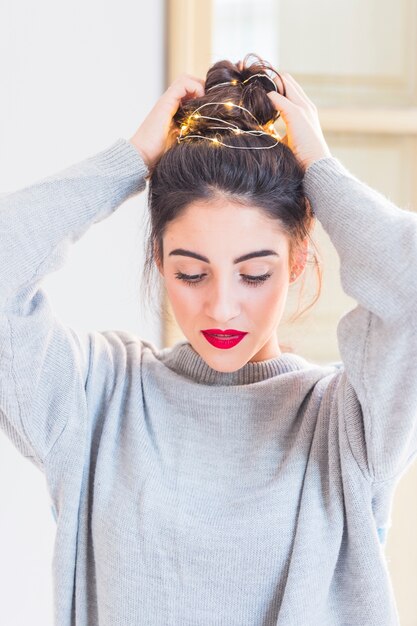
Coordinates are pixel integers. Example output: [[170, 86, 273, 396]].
[[267, 72, 332, 171]]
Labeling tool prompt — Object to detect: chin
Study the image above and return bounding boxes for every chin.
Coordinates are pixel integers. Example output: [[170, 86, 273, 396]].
[[206, 360, 244, 374], [198, 346, 250, 372]]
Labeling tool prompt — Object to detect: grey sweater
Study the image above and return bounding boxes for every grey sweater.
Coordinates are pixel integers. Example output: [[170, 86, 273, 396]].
[[1, 138, 417, 626]]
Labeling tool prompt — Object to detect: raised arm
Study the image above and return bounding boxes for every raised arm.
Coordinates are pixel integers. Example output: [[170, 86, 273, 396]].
[[303, 156, 417, 483], [0, 139, 149, 468], [0, 73, 206, 470], [268, 72, 417, 483], [0, 140, 148, 309]]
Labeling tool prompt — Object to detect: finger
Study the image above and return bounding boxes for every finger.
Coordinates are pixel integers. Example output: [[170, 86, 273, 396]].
[[181, 73, 205, 87], [177, 77, 205, 98], [175, 73, 205, 91], [271, 72, 286, 96], [281, 72, 316, 109], [167, 76, 205, 103], [266, 91, 298, 125], [184, 75, 206, 88], [163, 77, 206, 118], [269, 72, 311, 111], [274, 73, 309, 109], [173, 72, 205, 83]]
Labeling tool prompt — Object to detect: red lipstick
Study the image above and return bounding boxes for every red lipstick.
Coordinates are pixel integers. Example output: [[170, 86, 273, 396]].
[[201, 328, 248, 349]]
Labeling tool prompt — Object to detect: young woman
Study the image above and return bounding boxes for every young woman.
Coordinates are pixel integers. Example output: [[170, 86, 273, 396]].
[[1, 54, 416, 626]]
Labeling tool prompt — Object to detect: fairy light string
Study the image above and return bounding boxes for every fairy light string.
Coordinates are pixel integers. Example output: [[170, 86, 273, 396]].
[[205, 73, 279, 93], [177, 92, 284, 150]]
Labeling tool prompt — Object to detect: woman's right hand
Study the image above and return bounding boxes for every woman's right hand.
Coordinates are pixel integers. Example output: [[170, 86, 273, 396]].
[[128, 73, 205, 171]]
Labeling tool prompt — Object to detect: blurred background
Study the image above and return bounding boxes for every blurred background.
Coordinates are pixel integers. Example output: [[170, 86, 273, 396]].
[[1, 0, 416, 623]]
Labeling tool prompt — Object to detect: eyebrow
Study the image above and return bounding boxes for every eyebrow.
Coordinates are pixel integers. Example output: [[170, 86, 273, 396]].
[[168, 248, 279, 264]]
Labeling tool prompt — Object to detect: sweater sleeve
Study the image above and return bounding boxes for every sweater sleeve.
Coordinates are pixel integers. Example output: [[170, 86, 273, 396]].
[[0, 138, 149, 470], [303, 157, 417, 483]]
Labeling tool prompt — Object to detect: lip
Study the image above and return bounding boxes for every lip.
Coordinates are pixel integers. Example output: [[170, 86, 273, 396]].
[[201, 328, 248, 350]]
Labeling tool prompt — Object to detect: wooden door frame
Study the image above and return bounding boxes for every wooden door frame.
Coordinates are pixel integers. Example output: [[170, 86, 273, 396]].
[[163, 0, 213, 347]]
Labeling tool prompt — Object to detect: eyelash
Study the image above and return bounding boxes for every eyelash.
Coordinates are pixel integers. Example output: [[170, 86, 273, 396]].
[[174, 271, 272, 288]]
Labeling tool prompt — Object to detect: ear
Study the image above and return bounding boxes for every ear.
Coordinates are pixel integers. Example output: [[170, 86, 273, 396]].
[[155, 256, 164, 277], [153, 243, 164, 277], [290, 237, 309, 281]]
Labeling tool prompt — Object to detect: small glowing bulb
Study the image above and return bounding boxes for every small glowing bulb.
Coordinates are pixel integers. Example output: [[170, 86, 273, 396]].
[[231, 80, 238, 85], [224, 102, 233, 108], [234, 128, 242, 134], [181, 124, 188, 131], [193, 113, 200, 119], [213, 137, 219, 144], [269, 124, 275, 131]]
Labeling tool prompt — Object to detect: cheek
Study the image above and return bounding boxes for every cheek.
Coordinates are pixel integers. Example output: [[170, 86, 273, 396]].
[[165, 280, 200, 317], [248, 281, 288, 319], [253, 289, 277, 311]]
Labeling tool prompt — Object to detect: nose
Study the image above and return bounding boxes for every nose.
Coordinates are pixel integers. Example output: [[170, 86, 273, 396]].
[[204, 277, 241, 323]]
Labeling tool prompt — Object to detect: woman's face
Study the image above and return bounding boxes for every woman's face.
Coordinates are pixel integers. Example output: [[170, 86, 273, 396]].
[[157, 198, 305, 373]]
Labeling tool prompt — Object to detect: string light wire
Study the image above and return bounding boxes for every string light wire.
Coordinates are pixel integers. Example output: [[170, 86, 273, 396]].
[[206, 73, 279, 93], [188, 101, 263, 125], [177, 133, 280, 149], [177, 100, 283, 150]]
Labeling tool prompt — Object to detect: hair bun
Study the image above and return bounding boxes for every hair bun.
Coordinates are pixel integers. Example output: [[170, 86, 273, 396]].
[[173, 53, 285, 136]]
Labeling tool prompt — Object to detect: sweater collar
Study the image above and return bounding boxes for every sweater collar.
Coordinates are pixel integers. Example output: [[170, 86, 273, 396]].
[[161, 340, 310, 386]]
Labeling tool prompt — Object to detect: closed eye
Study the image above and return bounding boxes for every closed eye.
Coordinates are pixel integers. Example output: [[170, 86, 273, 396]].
[[174, 271, 272, 287]]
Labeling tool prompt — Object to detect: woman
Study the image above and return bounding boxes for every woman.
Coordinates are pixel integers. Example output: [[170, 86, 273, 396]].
[[1, 54, 416, 625]]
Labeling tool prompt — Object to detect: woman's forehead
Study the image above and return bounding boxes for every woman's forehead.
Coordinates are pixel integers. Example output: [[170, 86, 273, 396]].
[[163, 212, 288, 264], [164, 199, 286, 236]]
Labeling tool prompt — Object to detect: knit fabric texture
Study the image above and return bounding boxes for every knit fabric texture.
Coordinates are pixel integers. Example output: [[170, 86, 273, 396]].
[[1, 138, 417, 625]]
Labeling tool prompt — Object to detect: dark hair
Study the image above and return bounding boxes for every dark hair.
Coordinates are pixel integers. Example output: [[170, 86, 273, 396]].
[[140, 53, 322, 337]]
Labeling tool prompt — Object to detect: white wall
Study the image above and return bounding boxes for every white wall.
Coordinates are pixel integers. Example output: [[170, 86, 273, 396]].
[[0, 1, 165, 623]]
